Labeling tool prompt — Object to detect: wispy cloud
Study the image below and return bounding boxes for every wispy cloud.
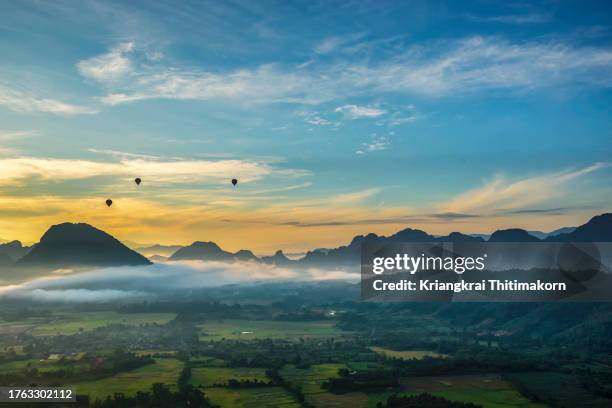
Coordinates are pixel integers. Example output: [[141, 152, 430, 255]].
[[97, 63, 329, 105], [328, 188, 382, 205], [0, 130, 37, 141], [356, 135, 390, 154], [0, 154, 293, 186], [335, 104, 386, 119], [0, 87, 97, 115], [77, 42, 135, 82], [466, 12, 552, 25], [80, 37, 612, 106], [382, 105, 420, 126], [508, 208, 569, 215], [278, 212, 480, 228], [306, 116, 333, 126], [314, 33, 366, 55], [441, 163, 610, 214], [362, 37, 612, 95], [295, 110, 339, 127]]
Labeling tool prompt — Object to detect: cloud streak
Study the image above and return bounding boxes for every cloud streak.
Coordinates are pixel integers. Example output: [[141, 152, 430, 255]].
[[356, 135, 390, 154], [0, 154, 302, 186], [335, 104, 386, 119], [442, 163, 610, 214], [0, 261, 356, 302], [466, 12, 552, 25], [77, 42, 135, 82], [79, 36, 612, 107], [0, 87, 97, 115]]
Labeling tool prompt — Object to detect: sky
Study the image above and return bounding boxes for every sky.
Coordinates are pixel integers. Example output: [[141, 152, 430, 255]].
[[0, 0, 611, 254]]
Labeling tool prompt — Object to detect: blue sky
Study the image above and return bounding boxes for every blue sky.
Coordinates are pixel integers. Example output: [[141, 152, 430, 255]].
[[0, 0, 611, 252]]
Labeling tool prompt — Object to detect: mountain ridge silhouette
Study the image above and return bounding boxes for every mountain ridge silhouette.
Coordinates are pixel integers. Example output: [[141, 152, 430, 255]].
[[161, 213, 612, 267], [17, 222, 150, 268], [5, 213, 611, 268]]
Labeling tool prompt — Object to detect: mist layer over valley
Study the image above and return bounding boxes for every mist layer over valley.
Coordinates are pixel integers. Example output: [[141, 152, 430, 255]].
[[0, 260, 357, 303]]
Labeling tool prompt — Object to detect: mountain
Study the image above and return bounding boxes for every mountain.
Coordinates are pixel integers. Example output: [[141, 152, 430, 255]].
[[437, 232, 484, 242], [163, 213, 612, 268], [0, 253, 14, 266], [18, 223, 151, 268], [169, 241, 238, 262], [546, 213, 612, 242], [137, 244, 184, 258], [261, 250, 291, 266], [17, 213, 607, 272], [528, 227, 576, 240], [488, 228, 540, 242], [235, 249, 258, 261], [149, 255, 169, 263], [297, 228, 491, 267], [389, 228, 436, 242], [469, 233, 491, 240], [169, 243, 262, 263], [0, 240, 31, 261]]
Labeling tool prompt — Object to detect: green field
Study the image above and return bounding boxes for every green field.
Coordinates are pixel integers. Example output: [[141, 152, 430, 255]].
[[190, 367, 269, 387], [370, 346, 447, 360], [198, 319, 344, 341], [134, 350, 177, 357], [71, 358, 183, 401], [280, 363, 345, 394], [0, 359, 39, 373], [30, 311, 176, 336], [279, 363, 370, 407], [506, 371, 611, 408], [0, 357, 92, 375], [0, 318, 44, 335], [347, 361, 383, 371], [191, 356, 226, 366], [399, 374, 547, 408], [204, 386, 301, 408]]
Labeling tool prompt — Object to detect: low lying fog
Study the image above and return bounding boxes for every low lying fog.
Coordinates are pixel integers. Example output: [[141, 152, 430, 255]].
[[0, 261, 357, 302]]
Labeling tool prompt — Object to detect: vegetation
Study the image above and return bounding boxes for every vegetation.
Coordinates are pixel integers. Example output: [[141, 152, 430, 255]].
[[91, 383, 215, 408], [370, 347, 447, 360], [1, 293, 612, 407], [30, 311, 176, 336], [70, 358, 184, 401], [377, 393, 482, 408]]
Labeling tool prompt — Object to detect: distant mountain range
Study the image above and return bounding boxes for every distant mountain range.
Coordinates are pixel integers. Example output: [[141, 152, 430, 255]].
[[1, 213, 610, 270], [0, 240, 31, 261], [161, 213, 612, 269], [170, 241, 257, 262], [136, 244, 184, 258], [469, 226, 577, 241], [527, 226, 576, 240]]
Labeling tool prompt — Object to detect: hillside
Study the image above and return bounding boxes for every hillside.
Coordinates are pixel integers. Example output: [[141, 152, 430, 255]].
[[18, 223, 151, 268], [0, 240, 31, 261], [169, 241, 239, 262]]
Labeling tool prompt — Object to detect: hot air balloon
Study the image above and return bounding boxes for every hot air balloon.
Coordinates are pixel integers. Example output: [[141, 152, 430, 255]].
[[105, 199, 113, 207], [135, 177, 142, 185], [231, 178, 238, 186]]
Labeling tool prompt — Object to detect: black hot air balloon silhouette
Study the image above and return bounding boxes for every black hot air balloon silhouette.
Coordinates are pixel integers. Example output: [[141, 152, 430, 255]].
[[231, 178, 238, 186], [105, 199, 113, 207], [135, 177, 142, 185]]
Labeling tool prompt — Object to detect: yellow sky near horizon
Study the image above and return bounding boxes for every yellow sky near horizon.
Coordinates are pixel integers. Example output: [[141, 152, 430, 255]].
[[0, 157, 609, 253], [0, 193, 604, 254]]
